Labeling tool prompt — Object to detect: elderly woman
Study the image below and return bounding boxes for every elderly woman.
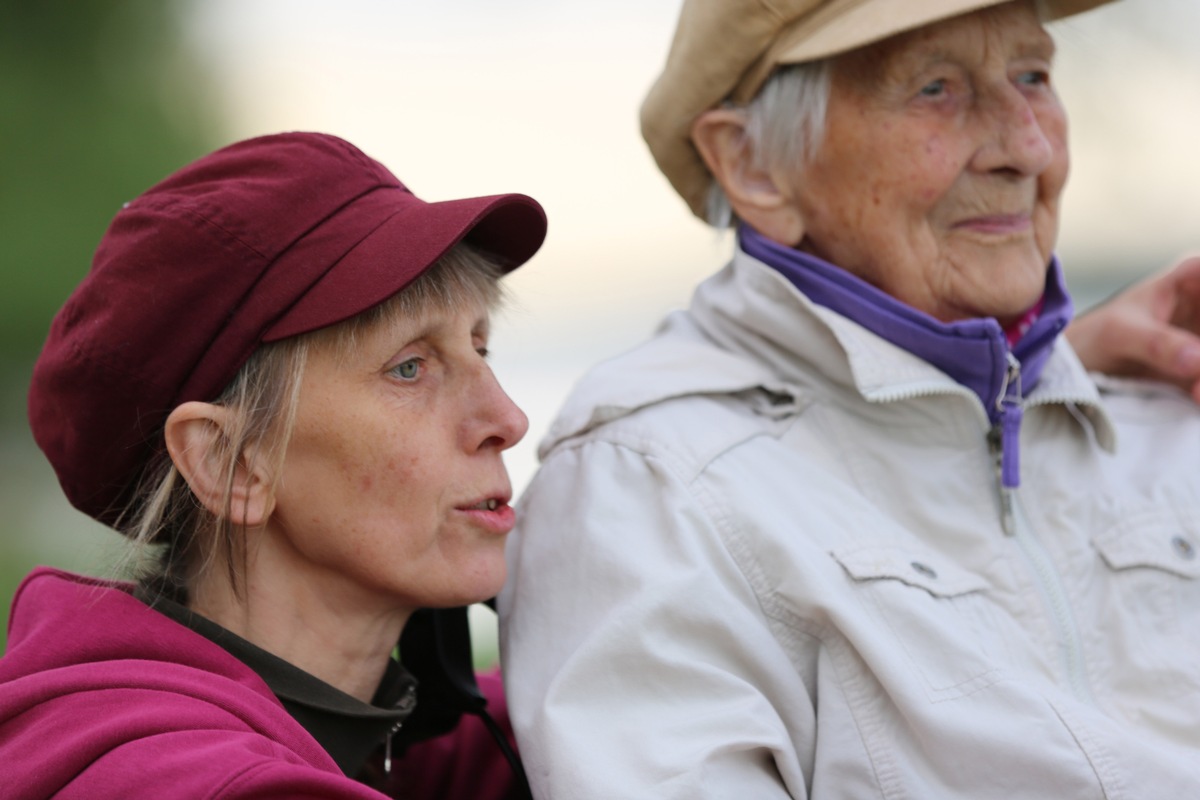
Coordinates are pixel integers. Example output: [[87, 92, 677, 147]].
[[0, 133, 544, 798], [501, 0, 1200, 796]]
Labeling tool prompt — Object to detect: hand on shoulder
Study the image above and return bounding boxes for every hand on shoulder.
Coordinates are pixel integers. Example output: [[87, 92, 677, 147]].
[[1066, 255, 1200, 403]]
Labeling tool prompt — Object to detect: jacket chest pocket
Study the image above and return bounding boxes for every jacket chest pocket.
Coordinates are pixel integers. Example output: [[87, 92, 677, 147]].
[[1091, 511, 1200, 697], [831, 543, 1010, 702]]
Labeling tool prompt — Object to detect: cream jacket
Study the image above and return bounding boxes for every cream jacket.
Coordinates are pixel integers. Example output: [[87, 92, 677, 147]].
[[500, 249, 1200, 799]]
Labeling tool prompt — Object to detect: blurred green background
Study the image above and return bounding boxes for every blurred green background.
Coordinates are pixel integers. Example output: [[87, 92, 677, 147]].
[[1, 0, 220, 648]]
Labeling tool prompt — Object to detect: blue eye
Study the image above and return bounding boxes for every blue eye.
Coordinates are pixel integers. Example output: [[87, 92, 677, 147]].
[[391, 358, 421, 380], [1016, 70, 1049, 87], [919, 79, 946, 97]]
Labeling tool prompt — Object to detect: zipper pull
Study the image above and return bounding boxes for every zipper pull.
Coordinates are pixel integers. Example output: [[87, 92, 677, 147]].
[[383, 719, 404, 775], [999, 401, 1023, 489], [988, 426, 1017, 535], [990, 352, 1024, 535]]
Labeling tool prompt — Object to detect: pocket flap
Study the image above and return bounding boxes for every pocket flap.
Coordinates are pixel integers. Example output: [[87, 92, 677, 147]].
[[831, 543, 989, 598], [1092, 510, 1200, 580]]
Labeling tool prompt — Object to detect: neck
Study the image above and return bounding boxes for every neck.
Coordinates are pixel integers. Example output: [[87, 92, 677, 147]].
[[188, 533, 409, 702]]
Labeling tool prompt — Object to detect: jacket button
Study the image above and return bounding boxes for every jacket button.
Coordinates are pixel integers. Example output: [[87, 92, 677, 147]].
[[1171, 536, 1196, 561], [910, 561, 938, 579]]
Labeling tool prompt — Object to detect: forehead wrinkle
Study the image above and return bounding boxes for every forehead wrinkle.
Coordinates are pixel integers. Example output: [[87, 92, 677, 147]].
[[837, 2, 1055, 90], [386, 300, 489, 346], [965, 3, 1057, 63]]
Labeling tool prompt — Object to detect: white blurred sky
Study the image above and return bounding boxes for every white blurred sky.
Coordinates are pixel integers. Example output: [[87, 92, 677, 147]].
[[182, 0, 1200, 494]]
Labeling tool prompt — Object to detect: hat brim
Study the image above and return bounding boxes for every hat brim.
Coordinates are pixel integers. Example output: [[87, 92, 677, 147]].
[[263, 192, 547, 342], [735, 0, 1116, 103]]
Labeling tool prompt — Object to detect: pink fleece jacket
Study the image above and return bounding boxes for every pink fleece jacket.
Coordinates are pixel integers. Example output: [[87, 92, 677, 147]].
[[0, 567, 519, 799]]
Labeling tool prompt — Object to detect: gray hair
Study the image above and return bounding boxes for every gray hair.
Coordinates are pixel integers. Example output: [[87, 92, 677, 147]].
[[705, 59, 832, 228], [703, 0, 1060, 228], [125, 241, 507, 603]]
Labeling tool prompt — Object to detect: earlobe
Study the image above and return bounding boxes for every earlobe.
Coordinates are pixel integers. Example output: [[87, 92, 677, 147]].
[[164, 402, 275, 527], [690, 109, 806, 246]]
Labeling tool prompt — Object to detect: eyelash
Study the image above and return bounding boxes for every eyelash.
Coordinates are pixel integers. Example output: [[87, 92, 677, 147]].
[[1016, 70, 1049, 87]]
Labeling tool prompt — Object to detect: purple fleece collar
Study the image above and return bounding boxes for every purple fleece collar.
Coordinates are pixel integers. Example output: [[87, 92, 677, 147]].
[[740, 226, 1073, 491], [739, 225, 1073, 423]]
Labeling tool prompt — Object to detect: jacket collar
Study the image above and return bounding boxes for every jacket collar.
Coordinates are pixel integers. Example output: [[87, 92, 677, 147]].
[[739, 225, 1072, 427], [541, 243, 1115, 457], [141, 589, 416, 779]]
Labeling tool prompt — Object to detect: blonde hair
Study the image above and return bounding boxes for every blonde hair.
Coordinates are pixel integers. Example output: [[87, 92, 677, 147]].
[[126, 242, 506, 603]]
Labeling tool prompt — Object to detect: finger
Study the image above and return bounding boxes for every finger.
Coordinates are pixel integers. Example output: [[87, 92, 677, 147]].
[[1163, 254, 1200, 282], [1135, 323, 1200, 381], [1165, 257, 1200, 325]]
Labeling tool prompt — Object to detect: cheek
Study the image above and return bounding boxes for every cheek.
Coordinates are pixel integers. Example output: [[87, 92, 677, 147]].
[[1042, 140, 1070, 197], [916, 137, 948, 202], [1037, 105, 1070, 187], [866, 132, 959, 215], [359, 452, 422, 508]]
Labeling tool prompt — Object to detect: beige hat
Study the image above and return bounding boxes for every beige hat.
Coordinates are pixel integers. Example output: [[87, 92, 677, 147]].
[[641, 0, 1118, 218]]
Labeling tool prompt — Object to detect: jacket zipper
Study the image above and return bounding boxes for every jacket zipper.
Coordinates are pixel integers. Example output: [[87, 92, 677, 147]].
[[986, 356, 1093, 703], [1007, 496, 1096, 704]]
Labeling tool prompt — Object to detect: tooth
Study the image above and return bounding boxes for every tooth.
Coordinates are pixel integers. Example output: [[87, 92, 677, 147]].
[[487, 499, 498, 511]]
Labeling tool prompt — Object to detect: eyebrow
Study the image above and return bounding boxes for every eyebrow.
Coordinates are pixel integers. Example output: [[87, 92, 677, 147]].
[[1013, 29, 1057, 61], [911, 34, 1055, 69]]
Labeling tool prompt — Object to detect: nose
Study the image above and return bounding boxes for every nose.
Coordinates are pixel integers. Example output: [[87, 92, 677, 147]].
[[470, 364, 529, 452], [971, 83, 1055, 178]]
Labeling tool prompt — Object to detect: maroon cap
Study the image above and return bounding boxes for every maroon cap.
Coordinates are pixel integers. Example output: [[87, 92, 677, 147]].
[[28, 132, 547, 526]]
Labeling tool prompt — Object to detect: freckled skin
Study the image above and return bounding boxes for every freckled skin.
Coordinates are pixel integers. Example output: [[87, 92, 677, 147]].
[[262, 302, 528, 620], [789, 1, 1067, 325]]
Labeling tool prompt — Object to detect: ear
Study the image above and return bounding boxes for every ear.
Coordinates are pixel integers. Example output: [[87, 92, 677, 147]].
[[164, 402, 275, 527], [690, 108, 806, 246]]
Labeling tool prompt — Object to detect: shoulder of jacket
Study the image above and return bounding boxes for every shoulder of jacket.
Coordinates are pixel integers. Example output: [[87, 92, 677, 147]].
[[545, 385, 808, 485]]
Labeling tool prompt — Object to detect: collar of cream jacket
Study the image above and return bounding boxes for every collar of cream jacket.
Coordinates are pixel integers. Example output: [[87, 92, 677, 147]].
[[541, 246, 1116, 460]]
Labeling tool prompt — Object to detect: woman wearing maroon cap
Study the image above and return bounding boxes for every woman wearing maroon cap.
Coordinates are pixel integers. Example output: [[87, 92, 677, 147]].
[[0, 132, 544, 799]]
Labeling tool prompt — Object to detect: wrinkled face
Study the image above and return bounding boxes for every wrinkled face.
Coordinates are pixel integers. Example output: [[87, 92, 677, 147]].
[[792, 1, 1067, 324], [266, 301, 528, 617]]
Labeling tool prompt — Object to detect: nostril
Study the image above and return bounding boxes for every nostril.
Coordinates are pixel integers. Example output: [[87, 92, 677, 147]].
[[481, 435, 507, 450]]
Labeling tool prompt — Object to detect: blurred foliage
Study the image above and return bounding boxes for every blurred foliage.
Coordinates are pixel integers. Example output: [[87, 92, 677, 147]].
[[0, 0, 218, 379], [1, 0, 220, 647]]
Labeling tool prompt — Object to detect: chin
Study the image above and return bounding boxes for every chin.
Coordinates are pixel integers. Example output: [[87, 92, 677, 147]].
[[461, 561, 509, 605], [981, 266, 1049, 321], [987, 295, 1044, 327]]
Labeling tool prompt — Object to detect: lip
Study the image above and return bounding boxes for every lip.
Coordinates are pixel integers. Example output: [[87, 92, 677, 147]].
[[455, 494, 516, 535], [952, 213, 1033, 236]]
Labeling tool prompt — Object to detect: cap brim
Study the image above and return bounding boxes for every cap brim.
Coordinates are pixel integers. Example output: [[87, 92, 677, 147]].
[[263, 192, 547, 341]]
